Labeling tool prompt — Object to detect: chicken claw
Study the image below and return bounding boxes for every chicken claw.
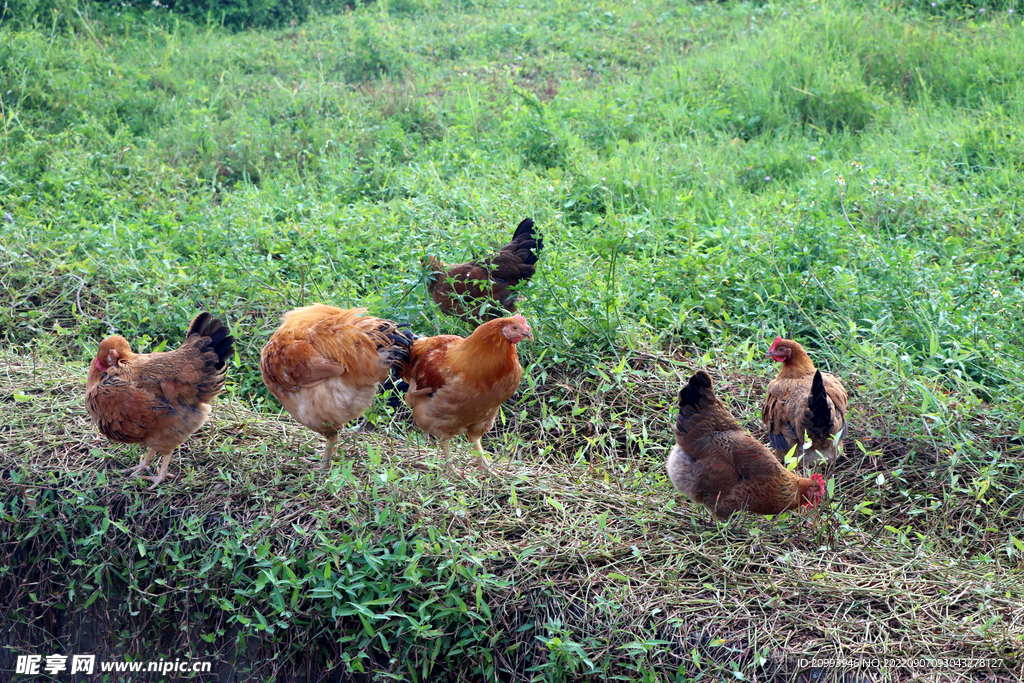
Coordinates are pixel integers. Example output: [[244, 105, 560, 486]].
[[140, 472, 177, 490], [469, 438, 494, 474], [139, 451, 176, 489], [123, 448, 157, 476]]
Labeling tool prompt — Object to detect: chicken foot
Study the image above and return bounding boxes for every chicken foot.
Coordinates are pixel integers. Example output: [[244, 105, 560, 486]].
[[139, 450, 176, 490], [469, 438, 494, 474], [123, 448, 157, 476]]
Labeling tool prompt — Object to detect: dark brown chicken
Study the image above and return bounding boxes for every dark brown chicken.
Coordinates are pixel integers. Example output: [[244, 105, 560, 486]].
[[667, 371, 826, 520], [425, 218, 543, 324], [762, 337, 848, 468], [85, 312, 234, 489]]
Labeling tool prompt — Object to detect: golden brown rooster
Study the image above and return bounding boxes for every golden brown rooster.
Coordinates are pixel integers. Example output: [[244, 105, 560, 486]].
[[400, 314, 533, 471], [260, 305, 415, 470]]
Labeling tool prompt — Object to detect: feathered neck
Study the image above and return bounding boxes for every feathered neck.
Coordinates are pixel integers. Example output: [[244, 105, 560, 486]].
[[794, 476, 814, 505], [450, 319, 521, 382], [425, 256, 446, 278], [795, 473, 826, 509], [775, 340, 817, 379], [86, 359, 107, 391], [770, 472, 824, 513], [87, 336, 134, 390]]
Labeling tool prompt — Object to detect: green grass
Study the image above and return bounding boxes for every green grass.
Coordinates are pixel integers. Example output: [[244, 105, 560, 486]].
[[1, 0, 1023, 679]]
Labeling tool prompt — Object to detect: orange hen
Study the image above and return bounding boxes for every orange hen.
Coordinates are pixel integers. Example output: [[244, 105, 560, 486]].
[[667, 371, 826, 520], [85, 312, 235, 489], [260, 305, 414, 470], [400, 314, 533, 471], [425, 218, 543, 324], [762, 337, 848, 468]]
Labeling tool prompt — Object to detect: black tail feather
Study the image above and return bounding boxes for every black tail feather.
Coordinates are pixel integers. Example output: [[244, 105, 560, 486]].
[[377, 323, 418, 371], [675, 370, 714, 435], [509, 217, 543, 266], [511, 217, 535, 241], [381, 375, 410, 410], [188, 312, 234, 370], [678, 370, 714, 410], [372, 322, 417, 411], [806, 370, 833, 441]]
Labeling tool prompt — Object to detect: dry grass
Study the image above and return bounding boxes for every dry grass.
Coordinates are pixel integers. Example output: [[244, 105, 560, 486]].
[[1, 353, 1021, 681]]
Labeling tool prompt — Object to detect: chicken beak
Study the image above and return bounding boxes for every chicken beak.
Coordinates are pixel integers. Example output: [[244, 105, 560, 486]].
[[524, 329, 535, 342]]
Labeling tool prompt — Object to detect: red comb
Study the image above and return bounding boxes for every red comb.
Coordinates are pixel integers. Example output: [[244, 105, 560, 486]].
[[811, 473, 826, 497]]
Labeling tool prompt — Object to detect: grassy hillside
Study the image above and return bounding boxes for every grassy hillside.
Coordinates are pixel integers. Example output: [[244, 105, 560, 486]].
[[1, 0, 1023, 680]]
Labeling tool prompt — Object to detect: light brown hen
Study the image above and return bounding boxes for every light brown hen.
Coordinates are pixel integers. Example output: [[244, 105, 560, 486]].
[[400, 315, 533, 471], [260, 305, 414, 470], [762, 337, 848, 468], [85, 312, 234, 489]]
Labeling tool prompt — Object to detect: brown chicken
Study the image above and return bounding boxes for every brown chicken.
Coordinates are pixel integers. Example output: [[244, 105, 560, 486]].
[[425, 218, 543, 324], [85, 312, 234, 489], [762, 337, 848, 468], [260, 305, 415, 470], [666, 371, 826, 520], [400, 314, 533, 471]]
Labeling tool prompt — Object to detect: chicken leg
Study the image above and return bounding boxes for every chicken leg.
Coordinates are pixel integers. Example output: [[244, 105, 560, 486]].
[[320, 434, 339, 471], [439, 438, 453, 471]]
